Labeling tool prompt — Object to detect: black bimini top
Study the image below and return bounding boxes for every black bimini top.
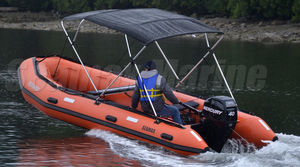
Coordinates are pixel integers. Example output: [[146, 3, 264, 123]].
[[63, 8, 222, 45]]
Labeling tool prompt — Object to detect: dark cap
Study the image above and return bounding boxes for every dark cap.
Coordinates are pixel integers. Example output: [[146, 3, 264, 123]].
[[144, 61, 157, 70]]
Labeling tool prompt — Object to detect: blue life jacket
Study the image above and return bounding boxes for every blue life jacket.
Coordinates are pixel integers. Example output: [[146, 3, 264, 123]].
[[137, 74, 162, 101]]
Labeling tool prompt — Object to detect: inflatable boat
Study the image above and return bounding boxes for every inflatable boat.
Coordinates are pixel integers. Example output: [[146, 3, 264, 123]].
[[18, 9, 277, 155]]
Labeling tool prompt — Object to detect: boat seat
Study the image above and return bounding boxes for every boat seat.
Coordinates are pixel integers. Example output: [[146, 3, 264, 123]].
[[172, 100, 199, 111], [87, 85, 135, 95]]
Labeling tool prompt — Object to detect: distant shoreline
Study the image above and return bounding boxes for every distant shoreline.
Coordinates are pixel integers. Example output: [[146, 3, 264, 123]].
[[1, 12, 300, 43]]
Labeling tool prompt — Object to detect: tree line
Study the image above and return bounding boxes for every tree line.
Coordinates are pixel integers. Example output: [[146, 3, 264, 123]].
[[1, 0, 300, 22]]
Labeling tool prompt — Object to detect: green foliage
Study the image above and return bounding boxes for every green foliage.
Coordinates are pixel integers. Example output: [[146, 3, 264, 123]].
[[226, 0, 294, 20], [94, 0, 132, 9], [151, 0, 172, 10], [0, 0, 9, 6], [227, 0, 250, 18], [292, 0, 300, 22], [274, 0, 293, 19], [171, 0, 206, 16], [130, 0, 152, 8], [1, 0, 300, 22], [4, 0, 53, 11], [52, 0, 93, 14], [204, 0, 229, 16]]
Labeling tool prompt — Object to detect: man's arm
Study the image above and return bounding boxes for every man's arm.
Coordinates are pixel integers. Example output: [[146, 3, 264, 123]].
[[160, 77, 180, 104], [131, 84, 140, 108]]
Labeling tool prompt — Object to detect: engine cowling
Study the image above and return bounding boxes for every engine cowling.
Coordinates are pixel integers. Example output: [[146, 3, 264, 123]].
[[192, 96, 238, 152], [202, 96, 237, 129]]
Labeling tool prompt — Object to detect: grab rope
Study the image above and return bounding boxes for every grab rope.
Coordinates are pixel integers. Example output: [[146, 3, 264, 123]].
[[36, 54, 58, 63], [52, 56, 62, 79]]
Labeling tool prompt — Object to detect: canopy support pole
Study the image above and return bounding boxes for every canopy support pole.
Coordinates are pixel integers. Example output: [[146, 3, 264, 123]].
[[73, 19, 85, 42], [99, 45, 146, 97], [204, 33, 235, 101], [155, 41, 179, 80], [175, 34, 224, 88], [125, 35, 159, 119], [61, 20, 98, 93]]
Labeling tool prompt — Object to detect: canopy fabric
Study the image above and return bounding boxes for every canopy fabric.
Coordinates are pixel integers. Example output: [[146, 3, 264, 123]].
[[63, 8, 221, 45]]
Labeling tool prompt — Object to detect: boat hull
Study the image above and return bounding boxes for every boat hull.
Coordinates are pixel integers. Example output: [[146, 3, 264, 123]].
[[18, 56, 277, 155]]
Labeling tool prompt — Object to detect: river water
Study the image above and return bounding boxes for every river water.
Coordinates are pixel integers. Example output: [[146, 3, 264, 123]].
[[0, 28, 299, 166]]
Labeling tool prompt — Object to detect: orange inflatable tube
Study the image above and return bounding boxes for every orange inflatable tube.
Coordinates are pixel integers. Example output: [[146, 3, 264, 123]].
[[18, 56, 277, 155]]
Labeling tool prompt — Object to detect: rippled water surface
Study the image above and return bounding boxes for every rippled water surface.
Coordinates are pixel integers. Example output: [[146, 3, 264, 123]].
[[0, 28, 299, 166]]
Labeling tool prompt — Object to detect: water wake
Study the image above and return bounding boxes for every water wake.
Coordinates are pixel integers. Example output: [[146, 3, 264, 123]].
[[86, 130, 300, 167]]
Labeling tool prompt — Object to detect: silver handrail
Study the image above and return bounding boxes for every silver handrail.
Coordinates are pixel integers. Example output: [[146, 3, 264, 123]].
[[204, 33, 235, 101], [73, 19, 85, 42], [175, 34, 224, 88], [61, 20, 99, 92], [155, 41, 179, 80], [125, 34, 158, 117], [99, 45, 147, 97]]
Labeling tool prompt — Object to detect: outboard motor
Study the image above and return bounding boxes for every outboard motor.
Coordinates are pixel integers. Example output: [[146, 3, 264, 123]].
[[192, 96, 238, 152]]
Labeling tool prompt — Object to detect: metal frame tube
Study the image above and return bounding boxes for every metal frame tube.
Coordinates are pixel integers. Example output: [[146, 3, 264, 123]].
[[155, 41, 179, 80], [125, 35, 158, 117], [175, 35, 224, 88], [99, 45, 146, 96], [61, 20, 98, 92], [204, 33, 235, 101], [73, 19, 85, 42]]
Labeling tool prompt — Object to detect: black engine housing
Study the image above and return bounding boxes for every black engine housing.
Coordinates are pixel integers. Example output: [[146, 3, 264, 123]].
[[191, 96, 238, 152]]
